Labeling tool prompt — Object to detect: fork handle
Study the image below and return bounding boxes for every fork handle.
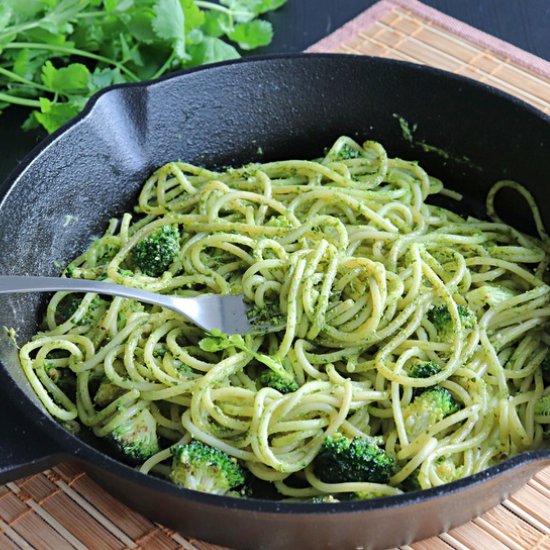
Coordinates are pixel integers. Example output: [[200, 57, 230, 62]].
[[0, 275, 176, 310], [0, 276, 249, 334]]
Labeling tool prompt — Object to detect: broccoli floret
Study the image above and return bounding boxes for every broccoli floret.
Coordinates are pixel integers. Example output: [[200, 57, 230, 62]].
[[109, 407, 160, 464], [132, 225, 180, 277], [408, 361, 441, 397], [260, 369, 298, 394], [427, 304, 476, 342], [409, 361, 440, 379], [534, 394, 550, 418], [403, 387, 460, 441], [314, 432, 394, 484], [434, 457, 463, 484], [94, 379, 125, 407], [427, 304, 452, 333], [311, 495, 340, 503], [466, 285, 517, 310], [170, 440, 246, 496]]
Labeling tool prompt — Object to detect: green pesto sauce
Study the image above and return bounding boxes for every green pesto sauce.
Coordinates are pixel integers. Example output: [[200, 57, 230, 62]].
[[393, 113, 482, 171]]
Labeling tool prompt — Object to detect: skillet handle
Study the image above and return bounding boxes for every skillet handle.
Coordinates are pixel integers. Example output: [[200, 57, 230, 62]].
[[0, 400, 61, 484]]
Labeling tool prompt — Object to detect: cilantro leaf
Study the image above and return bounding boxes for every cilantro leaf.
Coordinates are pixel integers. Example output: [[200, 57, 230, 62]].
[[198, 330, 290, 379], [119, 32, 143, 65], [125, 8, 157, 44], [257, 0, 287, 14], [21, 112, 39, 131], [199, 333, 243, 352], [198, 330, 248, 352], [187, 36, 239, 66], [152, 0, 187, 60], [90, 67, 124, 93], [41, 61, 91, 94], [0, 0, 285, 133], [12, 48, 31, 77], [198, 336, 227, 352], [35, 97, 82, 133], [0, 6, 12, 32], [220, 0, 263, 21], [182, 0, 204, 32], [227, 19, 272, 50], [21, 26, 74, 46], [13, 48, 48, 80], [220, 0, 287, 20], [39, 0, 88, 35], [202, 10, 230, 38], [105, 0, 135, 11], [3, 0, 44, 22]]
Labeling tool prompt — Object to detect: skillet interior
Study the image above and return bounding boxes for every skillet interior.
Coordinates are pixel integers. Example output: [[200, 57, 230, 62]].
[[0, 55, 549, 549]]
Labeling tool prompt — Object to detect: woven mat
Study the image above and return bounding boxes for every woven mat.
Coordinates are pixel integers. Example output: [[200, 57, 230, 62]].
[[2, 1, 550, 549], [308, 0, 550, 113]]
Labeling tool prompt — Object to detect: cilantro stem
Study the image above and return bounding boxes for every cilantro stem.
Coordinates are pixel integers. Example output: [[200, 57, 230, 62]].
[[0, 67, 49, 92], [195, 1, 240, 26], [151, 52, 176, 80], [76, 11, 108, 20], [0, 22, 41, 41], [0, 12, 107, 42], [195, 0, 250, 17], [195, 1, 252, 18], [194, 1, 231, 13], [0, 0, 286, 133], [3, 43, 140, 82], [0, 92, 41, 108]]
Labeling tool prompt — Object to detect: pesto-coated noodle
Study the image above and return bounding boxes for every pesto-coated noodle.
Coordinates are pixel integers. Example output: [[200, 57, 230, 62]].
[[19, 137, 550, 499]]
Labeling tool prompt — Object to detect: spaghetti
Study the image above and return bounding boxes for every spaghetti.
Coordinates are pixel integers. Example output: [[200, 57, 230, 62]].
[[19, 137, 550, 499]]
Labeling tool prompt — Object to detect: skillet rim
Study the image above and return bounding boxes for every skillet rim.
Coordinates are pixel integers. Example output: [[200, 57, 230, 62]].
[[1, 52, 549, 203], [0, 53, 549, 515]]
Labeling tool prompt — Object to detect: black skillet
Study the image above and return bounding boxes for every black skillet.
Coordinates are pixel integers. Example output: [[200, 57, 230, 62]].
[[0, 55, 549, 550]]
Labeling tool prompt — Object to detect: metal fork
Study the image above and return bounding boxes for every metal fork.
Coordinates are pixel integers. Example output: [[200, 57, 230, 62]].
[[0, 276, 252, 334]]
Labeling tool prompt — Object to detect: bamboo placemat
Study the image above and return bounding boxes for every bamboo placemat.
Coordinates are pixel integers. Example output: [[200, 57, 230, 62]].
[[2, 1, 550, 549], [307, 0, 550, 114]]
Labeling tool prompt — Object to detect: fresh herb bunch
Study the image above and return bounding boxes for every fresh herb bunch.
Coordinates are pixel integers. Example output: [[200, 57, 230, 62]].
[[0, 0, 287, 133]]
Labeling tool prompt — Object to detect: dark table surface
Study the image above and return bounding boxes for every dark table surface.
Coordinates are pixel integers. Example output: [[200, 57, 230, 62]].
[[1, 0, 549, 185], [264, 0, 550, 60]]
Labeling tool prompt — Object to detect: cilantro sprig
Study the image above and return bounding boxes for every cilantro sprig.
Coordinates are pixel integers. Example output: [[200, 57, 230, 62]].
[[0, 0, 286, 133], [199, 329, 297, 389]]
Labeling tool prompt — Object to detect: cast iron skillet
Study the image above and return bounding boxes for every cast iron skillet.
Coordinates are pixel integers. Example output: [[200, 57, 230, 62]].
[[0, 55, 549, 550]]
